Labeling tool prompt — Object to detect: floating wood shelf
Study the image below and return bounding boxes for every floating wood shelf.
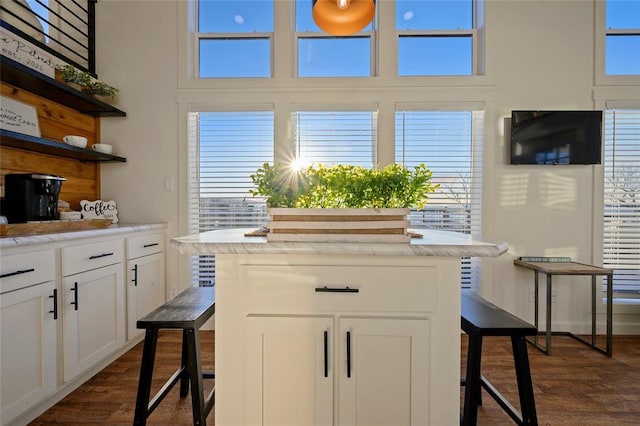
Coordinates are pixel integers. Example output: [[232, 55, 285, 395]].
[[1, 56, 126, 117], [0, 130, 126, 163]]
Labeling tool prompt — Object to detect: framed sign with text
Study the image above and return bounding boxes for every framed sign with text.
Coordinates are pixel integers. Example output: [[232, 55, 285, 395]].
[[0, 95, 41, 137], [80, 200, 119, 223], [0, 27, 55, 77]]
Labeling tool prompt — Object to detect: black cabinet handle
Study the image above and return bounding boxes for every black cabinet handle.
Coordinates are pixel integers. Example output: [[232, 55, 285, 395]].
[[324, 330, 329, 378], [143, 243, 159, 248], [346, 331, 352, 378], [315, 286, 359, 293], [132, 264, 138, 286], [70, 282, 79, 311], [89, 252, 114, 260], [0, 268, 35, 279], [49, 289, 58, 320]]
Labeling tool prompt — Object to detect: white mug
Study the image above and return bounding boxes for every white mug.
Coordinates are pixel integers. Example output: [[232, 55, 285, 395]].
[[92, 143, 113, 154], [63, 135, 88, 148]]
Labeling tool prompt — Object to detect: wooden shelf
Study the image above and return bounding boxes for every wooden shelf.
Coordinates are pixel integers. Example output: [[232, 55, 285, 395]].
[[0, 130, 126, 163], [1, 56, 126, 117]]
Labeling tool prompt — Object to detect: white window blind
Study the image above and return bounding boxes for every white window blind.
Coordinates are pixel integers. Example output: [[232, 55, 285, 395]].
[[603, 109, 640, 294], [395, 109, 484, 288], [188, 110, 274, 286], [292, 110, 378, 167]]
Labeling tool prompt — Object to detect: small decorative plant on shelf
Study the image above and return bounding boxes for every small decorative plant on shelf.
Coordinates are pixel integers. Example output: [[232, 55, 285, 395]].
[[55, 64, 119, 100], [250, 162, 439, 242]]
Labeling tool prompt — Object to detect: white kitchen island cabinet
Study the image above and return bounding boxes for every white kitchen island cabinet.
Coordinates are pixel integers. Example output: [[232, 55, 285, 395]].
[[171, 228, 508, 426]]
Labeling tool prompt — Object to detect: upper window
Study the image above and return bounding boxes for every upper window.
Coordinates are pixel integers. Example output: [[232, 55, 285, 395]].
[[197, 0, 273, 78], [396, 0, 475, 76], [605, 0, 640, 75], [295, 0, 374, 77]]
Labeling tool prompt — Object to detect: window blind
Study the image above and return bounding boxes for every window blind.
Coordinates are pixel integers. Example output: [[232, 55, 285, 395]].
[[292, 110, 378, 167], [603, 109, 640, 294], [188, 110, 274, 286], [395, 109, 484, 288]]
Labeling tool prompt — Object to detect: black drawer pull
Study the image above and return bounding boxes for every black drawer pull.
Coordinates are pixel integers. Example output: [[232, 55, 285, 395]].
[[70, 282, 79, 311], [143, 243, 159, 248], [89, 252, 114, 260], [323, 330, 329, 378], [132, 264, 138, 286], [346, 331, 352, 378], [315, 286, 359, 293], [49, 289, 58, 320], [0, 268, 35, 279]]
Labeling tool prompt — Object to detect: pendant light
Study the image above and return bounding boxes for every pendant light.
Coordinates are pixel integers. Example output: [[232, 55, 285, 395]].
[[312, 0, 376, 35]]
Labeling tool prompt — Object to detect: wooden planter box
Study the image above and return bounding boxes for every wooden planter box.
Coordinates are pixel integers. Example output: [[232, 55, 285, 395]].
[[267, 208, 411, 243]]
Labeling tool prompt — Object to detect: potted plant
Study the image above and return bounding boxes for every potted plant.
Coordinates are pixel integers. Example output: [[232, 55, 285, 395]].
[[250, 162, 439, 242], [55, 64, 118, 100]]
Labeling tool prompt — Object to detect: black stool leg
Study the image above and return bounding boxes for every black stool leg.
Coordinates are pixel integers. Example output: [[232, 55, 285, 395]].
[[462, 333, 483, 426], [186, 327, 206, 426], [134, 328, 159, 426], [180, 329, 190, 397], [511, 335, 538, 426]]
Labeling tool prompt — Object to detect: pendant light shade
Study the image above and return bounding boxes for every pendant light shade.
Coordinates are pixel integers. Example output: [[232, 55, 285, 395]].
[[312, 0, 376, 35]]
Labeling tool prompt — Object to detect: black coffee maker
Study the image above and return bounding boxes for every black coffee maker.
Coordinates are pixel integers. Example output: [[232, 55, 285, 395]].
[[4, 173, 66, 223]]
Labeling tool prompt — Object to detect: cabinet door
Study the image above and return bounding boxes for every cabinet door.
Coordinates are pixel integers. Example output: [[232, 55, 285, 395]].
[[62, 263, 125, 382], [246, 316, 334, 426], [1, 281, 57, 424], [338, 317, 429, 426], [126, 253, 165, 340]]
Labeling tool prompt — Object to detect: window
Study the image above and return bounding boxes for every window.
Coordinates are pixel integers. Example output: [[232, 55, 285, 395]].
[[295, 0, 374, 77], [605, 0, 640, 75], [396, 0, 476, 76], [292, 109, 378, 166], [197, 0, 273, 78], [188, 110, 274, 285], [395, 108, 484, 287], [603, 109, 640, 296]]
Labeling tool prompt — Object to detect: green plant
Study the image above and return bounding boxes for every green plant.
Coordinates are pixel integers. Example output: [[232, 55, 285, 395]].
[[55, 64, 118, 98], [88, 80, 119, 98], [56, 64, 91, 86], [250, 163, 439, 209]]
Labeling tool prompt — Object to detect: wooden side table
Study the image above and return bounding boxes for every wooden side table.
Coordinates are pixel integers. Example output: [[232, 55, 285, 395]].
[[514, 260, 613, 357]]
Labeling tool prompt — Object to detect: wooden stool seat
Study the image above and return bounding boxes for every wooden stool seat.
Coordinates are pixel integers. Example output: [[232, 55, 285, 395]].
[[461, 290, 538, 426], [133, 286, 215, 426]]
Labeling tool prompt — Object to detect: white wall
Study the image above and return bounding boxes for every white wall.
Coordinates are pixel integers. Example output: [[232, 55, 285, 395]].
[[96, 0, 640, 333]]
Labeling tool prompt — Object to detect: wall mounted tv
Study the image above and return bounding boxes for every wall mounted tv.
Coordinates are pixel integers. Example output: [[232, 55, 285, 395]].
[[510, 110, 603, 165]]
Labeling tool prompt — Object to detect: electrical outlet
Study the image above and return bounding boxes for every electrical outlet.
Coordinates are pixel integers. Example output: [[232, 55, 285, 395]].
[[552, 288, 558, 303]]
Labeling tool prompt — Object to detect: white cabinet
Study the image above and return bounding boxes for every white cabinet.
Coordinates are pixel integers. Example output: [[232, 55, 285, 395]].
[[338, 317, 429, 426], [0, 250, 57, 425], [246, 316, 429, 426], [218, 255, 448, 425], [61, 240, 125, 382], [126, 233, 165, 340], [246, 316, 334, 425]]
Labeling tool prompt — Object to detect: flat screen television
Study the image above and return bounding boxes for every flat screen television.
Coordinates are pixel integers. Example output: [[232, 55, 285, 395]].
[[510, 110, 603, 165]]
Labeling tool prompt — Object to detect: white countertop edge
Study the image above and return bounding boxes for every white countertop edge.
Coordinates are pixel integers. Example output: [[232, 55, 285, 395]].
[[170, 228, 508, 258], [0, 223, 168, 248]]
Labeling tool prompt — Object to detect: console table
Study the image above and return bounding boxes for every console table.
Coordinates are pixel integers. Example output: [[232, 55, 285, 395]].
[[514, 260, 613, 357]]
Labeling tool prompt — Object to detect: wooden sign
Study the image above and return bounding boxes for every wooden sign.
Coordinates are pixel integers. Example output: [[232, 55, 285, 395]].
[[0, 27, 55, 77], [80, 200, 119, 223], [0, 95, 41, 137]]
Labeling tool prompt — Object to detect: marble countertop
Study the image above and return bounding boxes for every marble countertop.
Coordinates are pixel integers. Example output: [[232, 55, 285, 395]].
[[0, 223, 167, 249], [171, 228, 508, 257]]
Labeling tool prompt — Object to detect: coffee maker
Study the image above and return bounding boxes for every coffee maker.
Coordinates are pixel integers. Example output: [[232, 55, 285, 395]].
[[4, 173, 66, 223]]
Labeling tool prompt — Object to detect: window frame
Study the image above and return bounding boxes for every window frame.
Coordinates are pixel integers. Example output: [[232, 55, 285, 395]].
[[595, 0, 640, 86]]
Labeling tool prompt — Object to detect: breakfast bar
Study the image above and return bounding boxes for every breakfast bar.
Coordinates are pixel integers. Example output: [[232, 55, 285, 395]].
[[171, 228, 507, 425]]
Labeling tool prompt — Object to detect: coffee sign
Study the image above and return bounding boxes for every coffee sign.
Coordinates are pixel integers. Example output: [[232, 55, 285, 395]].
[[80, 200, 119, 223]]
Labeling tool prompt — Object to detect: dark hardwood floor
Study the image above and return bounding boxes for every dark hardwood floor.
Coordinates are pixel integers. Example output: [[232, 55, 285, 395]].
[[29, 331, 640, 425]]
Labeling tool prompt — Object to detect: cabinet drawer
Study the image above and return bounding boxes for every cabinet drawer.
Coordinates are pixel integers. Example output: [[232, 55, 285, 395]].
[[0, 250, 56, 294], [239, 265, 437, 314], [62, 239, 124, 276], [126, 233, 164, 259]]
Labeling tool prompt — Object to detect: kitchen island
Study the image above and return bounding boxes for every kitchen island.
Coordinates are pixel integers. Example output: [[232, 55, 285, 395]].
[[171, 228, 508, 425]]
